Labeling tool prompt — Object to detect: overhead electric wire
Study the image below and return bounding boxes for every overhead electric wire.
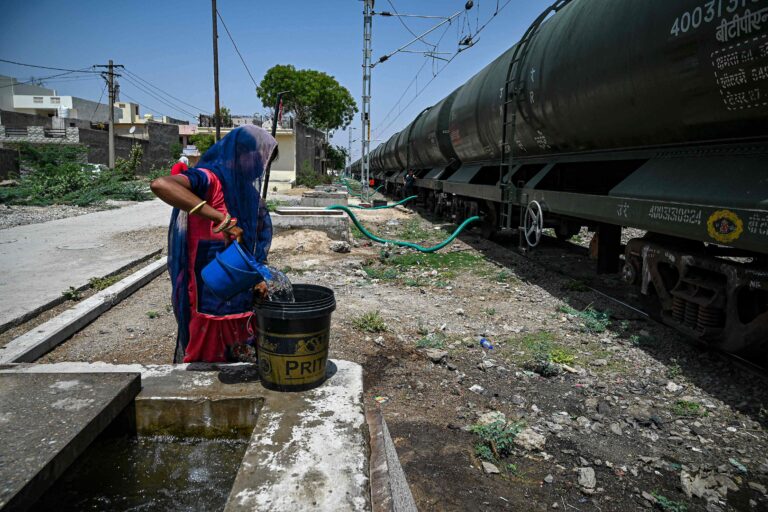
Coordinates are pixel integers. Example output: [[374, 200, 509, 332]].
[[89, 82, 108, 121], [0, 69, 95, 89], [119, 74, 199, 120], [386, 0, 437, 49], [0, 58, 99, 73], [373, 0, 517, 139], [122, 68, 211, 115], [216, 9, 259, 90], [119, 90, 168, 119]]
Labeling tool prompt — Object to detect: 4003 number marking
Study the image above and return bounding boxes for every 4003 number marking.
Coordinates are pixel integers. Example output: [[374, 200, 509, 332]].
[[670, 0, 764, 37]]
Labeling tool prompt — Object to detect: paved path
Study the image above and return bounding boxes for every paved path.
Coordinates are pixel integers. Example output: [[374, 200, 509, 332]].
[[0, 200, 171, 326]]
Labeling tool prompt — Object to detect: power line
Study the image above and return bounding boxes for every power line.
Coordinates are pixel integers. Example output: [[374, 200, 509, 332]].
[[119, 74, 199, 119], [216, 9, 259, 90], [0, 69, 95, 89], [385, 0, 437, 49], [89, 82, 108, 121], [0, 58, 99, 73], [122, 68, 211, 114]]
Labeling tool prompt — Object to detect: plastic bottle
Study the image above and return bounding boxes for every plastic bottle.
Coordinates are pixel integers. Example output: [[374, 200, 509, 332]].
[[479, 337, 493, 350]]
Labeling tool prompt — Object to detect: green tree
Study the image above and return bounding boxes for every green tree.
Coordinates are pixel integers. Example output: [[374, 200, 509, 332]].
[[189, 133, 215, 156], [257, 65, 357, 131], [324, 144, 348, 170], [216, 106, 232, 127]]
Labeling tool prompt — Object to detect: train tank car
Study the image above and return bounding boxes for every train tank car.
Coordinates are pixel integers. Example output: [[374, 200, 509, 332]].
[[358, 0, 768, 352]]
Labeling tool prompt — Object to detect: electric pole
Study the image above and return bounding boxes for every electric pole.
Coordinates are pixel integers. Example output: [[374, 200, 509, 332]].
[[94, 60, 123, 169], [347, 126, 356, 177], [362, 0, 373, 199], [212, 0, 221, 141]]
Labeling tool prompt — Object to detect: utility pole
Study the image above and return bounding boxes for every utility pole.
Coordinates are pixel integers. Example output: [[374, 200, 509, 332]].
[[362, 0, 373, 200], [94, 60, 123, 169], [212, 0, 221, 141], [347, 126, 357, 177]]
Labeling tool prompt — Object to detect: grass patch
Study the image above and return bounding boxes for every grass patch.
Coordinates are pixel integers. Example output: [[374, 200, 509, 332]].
[[62, 286, 82, 301], [384, 251, 483, 271], [672, 400, 706, 417], [416, 332, 447, 349], [549, 348, 575, 365], [630, 334, 657, 347], [397, 219, 433, 241], [350, 223, 365, 239], [403, 276, 427, 287], [352, 311, 387, 333], [558, 304, 611, 333], [667, 362, 682, 379], [651, 492, 687, 512], [363, 266, 398, 281], [485, 307, 496, 316], [508, 331, 575, 366], [265, 198, 286, 212], [470, 420, 524, 463], [88, 275, 119, 291], [146, 310, 159, 319]]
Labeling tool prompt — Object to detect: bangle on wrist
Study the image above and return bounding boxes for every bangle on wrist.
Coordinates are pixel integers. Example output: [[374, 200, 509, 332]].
[[213, 213, 232, 233], [188, 200, 206, 215]]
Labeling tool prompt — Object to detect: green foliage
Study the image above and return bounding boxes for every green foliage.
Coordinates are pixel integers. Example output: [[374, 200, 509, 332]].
[[470, 420, 524, 461], [495, 270, 514, 283], [113, 143, 143, 180], [216, 106, 232, 127], [363, 266, 398, 281], [485, 308, 497, 316], [169, 142, 183, 160], [325, 144, 348, 170], [265, 199, 286, 212], [416, 332, 447, 349], [667, 362, 682, 379], [257, 64, 358, 130], [549, 348, 575, 365], [146, 310, 159, 319], [88, 275, 119, 291], [651, 492, 687, 512], [189, 133, 216, 156], [62, 287, 82, 301], [296, 160, 332, 188], [559, 304, 611, 333], [673, 400, 705, 417], [146, 161, 174, 181], [352, 311, 387, 333], [0, 143, 151, 206]]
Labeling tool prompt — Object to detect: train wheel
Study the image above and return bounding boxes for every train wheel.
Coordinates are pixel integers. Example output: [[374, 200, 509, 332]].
[[524, 201, 544, 247]]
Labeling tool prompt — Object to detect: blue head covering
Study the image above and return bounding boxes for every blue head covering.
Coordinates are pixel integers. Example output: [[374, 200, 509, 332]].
[[167, 125, 277, 362]]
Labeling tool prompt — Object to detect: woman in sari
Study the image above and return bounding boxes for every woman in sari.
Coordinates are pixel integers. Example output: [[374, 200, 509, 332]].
[[150, 125, 276, 363]]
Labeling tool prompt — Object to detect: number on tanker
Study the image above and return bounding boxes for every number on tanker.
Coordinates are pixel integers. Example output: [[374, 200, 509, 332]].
[[691, 7, 702, 28], [671, 17, 681, 36], [680, 12, 691, 32]]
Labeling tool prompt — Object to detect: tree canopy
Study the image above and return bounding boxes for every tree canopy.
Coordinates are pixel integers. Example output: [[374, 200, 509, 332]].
[[324, 144, 348, 171], [257, 65, 357, 131]]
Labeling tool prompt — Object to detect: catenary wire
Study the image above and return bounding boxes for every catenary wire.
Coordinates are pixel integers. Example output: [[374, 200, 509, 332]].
[[0, 58, 99, 73]]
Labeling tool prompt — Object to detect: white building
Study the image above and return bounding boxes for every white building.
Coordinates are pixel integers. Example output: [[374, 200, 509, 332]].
[[0, 75, 118, 123]]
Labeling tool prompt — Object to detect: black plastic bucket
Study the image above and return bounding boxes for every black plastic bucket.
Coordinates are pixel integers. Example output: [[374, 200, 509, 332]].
[[252, 284, 336, 391]]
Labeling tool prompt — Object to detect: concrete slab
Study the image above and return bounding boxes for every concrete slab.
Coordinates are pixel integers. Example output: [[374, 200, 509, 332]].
[[275, 207, 345, 216], [0, 258, 166, 364], [226, 360, 369, 512], [0, 199, 171, 327], [0, 372, 141, 511], [271, 212, 350, 242], [301, 191, 349, 208], [3, 360, 370, 511]]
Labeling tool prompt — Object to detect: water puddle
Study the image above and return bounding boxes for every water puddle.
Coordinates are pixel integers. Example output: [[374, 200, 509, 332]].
[[32, 434, 247, 511]]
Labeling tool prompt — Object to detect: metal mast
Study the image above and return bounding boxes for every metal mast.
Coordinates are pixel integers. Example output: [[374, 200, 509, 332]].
[[361, 0, 373, 198]]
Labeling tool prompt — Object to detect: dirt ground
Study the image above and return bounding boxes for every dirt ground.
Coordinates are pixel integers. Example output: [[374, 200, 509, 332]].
[[40, 204, 768, 512]]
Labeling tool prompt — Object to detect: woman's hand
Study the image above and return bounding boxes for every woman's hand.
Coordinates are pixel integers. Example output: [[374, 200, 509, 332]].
[[222, 219, 244, 246], [253, 281, 268, 304]]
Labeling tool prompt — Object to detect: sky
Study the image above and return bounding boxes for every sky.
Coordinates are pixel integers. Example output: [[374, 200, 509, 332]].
[[0, 0, 554, 159]]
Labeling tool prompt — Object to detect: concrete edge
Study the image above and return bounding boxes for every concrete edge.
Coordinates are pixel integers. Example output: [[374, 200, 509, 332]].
[[0, 248, 163, 335], [365, 407, 418, 512], [0, 257, 166, 364]]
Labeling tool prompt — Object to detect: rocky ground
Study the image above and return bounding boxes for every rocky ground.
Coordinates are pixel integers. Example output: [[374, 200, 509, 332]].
[[37, 203, 768, 511]]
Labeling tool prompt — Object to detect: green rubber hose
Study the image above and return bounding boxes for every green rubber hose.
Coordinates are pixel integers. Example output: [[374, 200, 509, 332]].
[[326, 204, 480, 253], [342, 195, 417, 210]]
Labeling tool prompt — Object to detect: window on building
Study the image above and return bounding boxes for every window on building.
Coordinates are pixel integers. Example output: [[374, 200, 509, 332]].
[[33, 97, 43, 104], [134, 106, 139, 115], [119, 103, 126, 108], [50, 97, 60, 104]]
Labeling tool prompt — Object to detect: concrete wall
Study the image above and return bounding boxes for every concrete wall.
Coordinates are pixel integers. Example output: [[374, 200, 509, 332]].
[[0, 110, 90, 130], [144, 122, 179, 169], [295, 122, 326, 175], [0, 148, 19, 179], [0, 76, 54, 113]]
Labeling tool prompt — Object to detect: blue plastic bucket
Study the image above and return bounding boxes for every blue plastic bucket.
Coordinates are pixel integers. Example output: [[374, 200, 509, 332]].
[[201, 241, 263, 300]]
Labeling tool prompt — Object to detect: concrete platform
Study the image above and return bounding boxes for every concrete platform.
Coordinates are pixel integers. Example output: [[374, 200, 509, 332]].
[[301, 191, 349, 208], [0, 199, 170, 329], [0, 372, 141, 511], [1, 360, 369, 511], [272, 209, 350, 241]]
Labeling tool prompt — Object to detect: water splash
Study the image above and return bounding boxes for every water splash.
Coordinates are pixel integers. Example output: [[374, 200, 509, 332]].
[[264, 266, 295, 303]]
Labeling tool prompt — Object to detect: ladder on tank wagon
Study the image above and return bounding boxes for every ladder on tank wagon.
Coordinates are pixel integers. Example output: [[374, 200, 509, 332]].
[[498, 0, 571, 248]]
